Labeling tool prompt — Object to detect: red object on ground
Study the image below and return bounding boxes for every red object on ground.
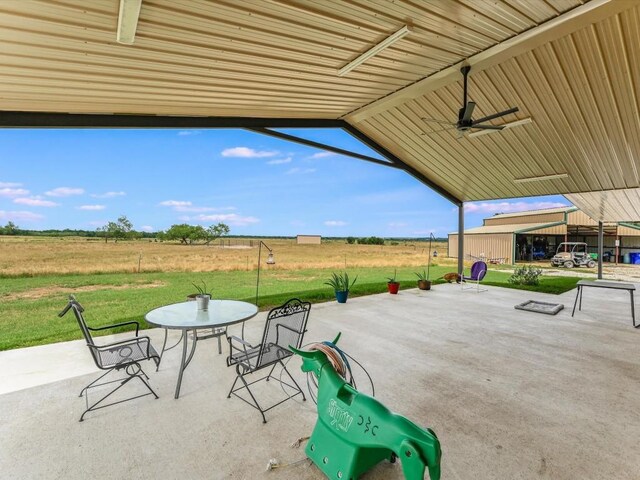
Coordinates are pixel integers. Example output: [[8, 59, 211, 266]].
[[387, 282, 400, 294]]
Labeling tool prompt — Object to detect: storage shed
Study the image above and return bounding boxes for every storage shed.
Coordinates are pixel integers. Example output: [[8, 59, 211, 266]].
[[296, 235, 321, 245]]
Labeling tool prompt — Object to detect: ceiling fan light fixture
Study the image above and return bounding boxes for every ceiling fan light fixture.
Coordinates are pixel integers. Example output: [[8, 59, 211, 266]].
[[117, 0, 142, 45], [338, 25, 412, 77], [514, 172, 568, 183], [468, 117, 533, 138]]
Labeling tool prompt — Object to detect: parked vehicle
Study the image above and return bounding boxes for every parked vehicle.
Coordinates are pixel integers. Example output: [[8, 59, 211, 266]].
[[550, 242, 596, 268]]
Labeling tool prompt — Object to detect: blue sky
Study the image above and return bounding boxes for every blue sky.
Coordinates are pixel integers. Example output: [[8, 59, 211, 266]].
[[0, 128, 571, 237]]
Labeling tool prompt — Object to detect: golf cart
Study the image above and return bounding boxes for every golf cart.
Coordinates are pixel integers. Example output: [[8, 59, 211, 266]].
[[550, 242, 596, 268]]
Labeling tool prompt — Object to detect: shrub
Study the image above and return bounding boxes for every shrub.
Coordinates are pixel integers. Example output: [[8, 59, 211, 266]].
[[508, 266, 543, 286], [346, 237, 356, 244]]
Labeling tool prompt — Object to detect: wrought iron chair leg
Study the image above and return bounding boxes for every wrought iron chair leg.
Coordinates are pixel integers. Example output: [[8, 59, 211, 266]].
[[80, 374, 136, 422], [79, 364, 158, 422], [237, 373, 267, 423], [265, 362, 279, 382], [136, 372, 159, 399], [227, 374, 241, 399], [217, 334, 222, 355], [280, 360, 306, 401], [79, 369, 112, 398]]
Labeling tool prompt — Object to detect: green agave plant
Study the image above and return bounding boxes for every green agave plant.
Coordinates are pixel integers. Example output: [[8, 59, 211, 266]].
[[324, 271, 358, 292], [415, 270, 428, 281]]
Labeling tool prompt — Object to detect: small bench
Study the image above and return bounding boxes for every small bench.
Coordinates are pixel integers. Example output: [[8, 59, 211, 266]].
[[572, 280, 637, 328]]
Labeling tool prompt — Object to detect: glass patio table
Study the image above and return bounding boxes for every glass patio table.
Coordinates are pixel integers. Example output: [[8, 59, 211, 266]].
[[145, 300, 258, 398]]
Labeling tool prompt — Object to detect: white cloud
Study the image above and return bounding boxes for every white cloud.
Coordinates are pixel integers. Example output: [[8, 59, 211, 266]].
[[0, 187, 29, 197], [286, 167, 316, 175], [174, 205, 236, 213], [266, 157, 292, 165], [194, 213, 259, 227], [177, 130, 201, 136], [141, 225, 154, 232], [13, 197, 59, 207], [465, 201, 569, 215], [0, 210, 44, 222], [324, 220, 347, 227], [91, 191, 126, 198], [77, 205, 106, 211], [159, 200, 192, 207], [45, 187, 84, 197], [310, 151, 336, 159], [221, 147, 277, 158], [0, 182, 22, 188]]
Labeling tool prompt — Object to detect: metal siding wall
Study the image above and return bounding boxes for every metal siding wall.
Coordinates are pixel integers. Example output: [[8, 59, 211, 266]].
[[525, 224, 567, 235], [448, 233, 513, 262], [567, 210, 598, 226], [484, 212, 565, 226], [617, 226, 640, 236]]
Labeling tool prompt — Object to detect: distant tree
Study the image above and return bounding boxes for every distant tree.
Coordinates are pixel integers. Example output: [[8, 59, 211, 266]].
[[359, 236, 385, 245], [204, 223, 230, 245], [346, 236, 356, 244], [164, 224, 194, 244], [97, 215, 134, 242], [3, 221, 18, 235], [163, 222, 230, 245]]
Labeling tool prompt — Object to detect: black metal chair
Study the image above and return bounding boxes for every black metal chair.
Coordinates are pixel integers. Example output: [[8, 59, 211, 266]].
[[226, 298, 310, 423], [58, 295, 160, 421]]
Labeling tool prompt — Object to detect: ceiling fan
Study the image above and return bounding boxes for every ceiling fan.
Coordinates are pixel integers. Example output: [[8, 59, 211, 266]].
[[422, 65, 520, 137]]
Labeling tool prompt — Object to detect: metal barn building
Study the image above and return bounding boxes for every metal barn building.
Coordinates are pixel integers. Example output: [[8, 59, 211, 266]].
[[449, 207, 640, 264]]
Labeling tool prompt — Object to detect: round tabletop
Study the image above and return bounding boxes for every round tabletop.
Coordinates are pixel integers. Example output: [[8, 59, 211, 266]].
[[145, 300, 258, 330]]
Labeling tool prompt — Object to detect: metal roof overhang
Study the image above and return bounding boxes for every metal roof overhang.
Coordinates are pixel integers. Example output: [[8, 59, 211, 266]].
[[1, 0, 639, 217]]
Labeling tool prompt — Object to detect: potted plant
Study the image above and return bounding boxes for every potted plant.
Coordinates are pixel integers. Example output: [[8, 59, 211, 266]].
[[386, 269, 400, 294], [415, 270, 431, 290], [325, 272, 357, 303], [191, 280, 212, 311]]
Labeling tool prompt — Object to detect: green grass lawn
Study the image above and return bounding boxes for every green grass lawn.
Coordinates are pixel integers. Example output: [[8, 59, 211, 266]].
[[0, 266, 581, 351]]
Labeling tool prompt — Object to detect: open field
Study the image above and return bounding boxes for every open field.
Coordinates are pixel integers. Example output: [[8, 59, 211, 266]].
[[0, 236, 450, 276], [0, 236, 581, 351]]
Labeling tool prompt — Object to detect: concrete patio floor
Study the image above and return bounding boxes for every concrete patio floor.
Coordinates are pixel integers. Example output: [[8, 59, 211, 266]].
[[2, 283, 640, 479]]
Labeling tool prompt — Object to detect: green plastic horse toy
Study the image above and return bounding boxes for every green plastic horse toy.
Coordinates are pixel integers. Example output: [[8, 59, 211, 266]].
[[290, 333, 441, 480]]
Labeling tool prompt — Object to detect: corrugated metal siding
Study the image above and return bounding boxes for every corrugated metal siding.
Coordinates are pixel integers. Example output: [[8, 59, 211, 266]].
[[485, 212, 565, 226], [618, 225, 640, 237], [524, 224, 567, 235], [567, 210, 598, 225], [350, 2, 640, 201], [0, 0, 582, 118], [448, 233, 513, 263]]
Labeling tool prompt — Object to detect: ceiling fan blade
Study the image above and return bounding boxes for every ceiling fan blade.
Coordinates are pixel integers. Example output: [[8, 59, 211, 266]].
[[421, 117, 454, 126], [472, 106, 519, 125], [462, 102, 475, 122], [471, 124, 505, 130]]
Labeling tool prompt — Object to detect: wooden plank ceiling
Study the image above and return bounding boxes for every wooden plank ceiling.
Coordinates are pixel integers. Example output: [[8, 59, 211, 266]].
[[1, 0, 640, 214]]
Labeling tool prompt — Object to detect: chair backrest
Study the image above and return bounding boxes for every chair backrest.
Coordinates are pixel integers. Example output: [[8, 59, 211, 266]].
[[256, 298, 310, 368], [471, 261, 488, 281], [59, 295, 101, 367]]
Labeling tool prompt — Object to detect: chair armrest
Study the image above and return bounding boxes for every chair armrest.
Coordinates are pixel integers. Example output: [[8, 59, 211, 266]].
[[88, 321, 140, 336], [228, 335, 252, 347]]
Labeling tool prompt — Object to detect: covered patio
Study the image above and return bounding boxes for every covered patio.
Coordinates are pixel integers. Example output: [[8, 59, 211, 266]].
[[2, 284, 639, 479], [2, 1, 640, 479]]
